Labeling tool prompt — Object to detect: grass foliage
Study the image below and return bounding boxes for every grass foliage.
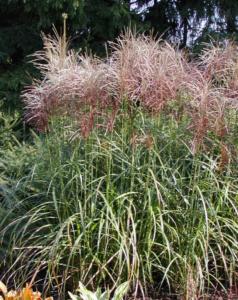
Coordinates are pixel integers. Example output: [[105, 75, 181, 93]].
[[1, 110, 238, 298], [1, 31, 238, 299]]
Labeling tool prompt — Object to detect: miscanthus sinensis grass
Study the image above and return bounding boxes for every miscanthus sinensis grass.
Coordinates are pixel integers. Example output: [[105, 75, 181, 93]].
[[22, 31, 238, 153], [1, 109, 238, 298]]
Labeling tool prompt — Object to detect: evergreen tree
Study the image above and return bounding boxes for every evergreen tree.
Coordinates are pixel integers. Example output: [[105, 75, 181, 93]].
[[1, 0, 238, 63], [0, 0, 136, 64], [134, 0, 238, 47]]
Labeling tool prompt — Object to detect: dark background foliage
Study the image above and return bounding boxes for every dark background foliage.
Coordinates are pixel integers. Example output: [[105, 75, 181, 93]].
[[1, 0, 238, 111]]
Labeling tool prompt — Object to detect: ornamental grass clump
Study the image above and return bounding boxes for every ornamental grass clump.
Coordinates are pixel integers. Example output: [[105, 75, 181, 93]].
[[23, 31, 115, 136], [108, 31, 189, 113], [198, 41, 238, 85], [199, 41, 238, 106], [183, 69, 228, 153], [22, 29, 238, 151], [3, 28, 238, 300], [1, 114, 238, 299], [182, 42, 238, 152], [22, 30, 191, 136]]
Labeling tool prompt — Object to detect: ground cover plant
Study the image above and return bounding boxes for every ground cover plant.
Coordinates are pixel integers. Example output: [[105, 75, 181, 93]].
[[1, 30, 238, 299], [68, 281, 129, 300], [0, 280, 128, 300]]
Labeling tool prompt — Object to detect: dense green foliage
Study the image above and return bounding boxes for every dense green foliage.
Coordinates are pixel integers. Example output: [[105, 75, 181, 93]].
[[2, 0, 238, 64], [139, 0, 238, 46], [0, 0, 134, 65]]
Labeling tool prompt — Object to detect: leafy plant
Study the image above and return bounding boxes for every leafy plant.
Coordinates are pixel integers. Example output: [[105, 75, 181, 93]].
[[0, 281, 53, 300], [68, 282, 129, 300]]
